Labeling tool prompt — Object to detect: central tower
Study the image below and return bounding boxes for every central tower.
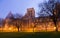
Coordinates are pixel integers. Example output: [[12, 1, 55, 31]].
[[24, 8, 35, 19]]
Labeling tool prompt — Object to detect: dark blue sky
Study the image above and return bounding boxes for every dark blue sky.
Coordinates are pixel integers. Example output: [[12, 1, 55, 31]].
[[0, 0, 48, 18]]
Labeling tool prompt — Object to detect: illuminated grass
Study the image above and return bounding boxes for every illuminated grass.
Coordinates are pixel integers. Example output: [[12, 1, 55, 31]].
[[0, 32, 60, 38]]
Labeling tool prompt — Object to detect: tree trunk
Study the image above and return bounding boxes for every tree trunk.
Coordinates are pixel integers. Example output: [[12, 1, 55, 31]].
[[33, 27, 34, 32], [45, 23, 47, 32], [17, 26, 19, 32], [54, 24, 58, 32], [20, 26, 22, 32], [55, 25, 58, 32], [53, 17, 58, 32]]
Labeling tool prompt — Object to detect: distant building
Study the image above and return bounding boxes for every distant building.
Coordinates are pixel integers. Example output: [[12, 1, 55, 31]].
[[1, 7, 60, 32], [22, 8, 35, 32]]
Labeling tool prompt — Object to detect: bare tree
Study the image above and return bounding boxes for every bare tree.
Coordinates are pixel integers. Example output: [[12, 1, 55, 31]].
[[0, 18, 5, 32], [7, 13, 22, 32], [12, 13, 22, 32], [38, 0, 60, 32]]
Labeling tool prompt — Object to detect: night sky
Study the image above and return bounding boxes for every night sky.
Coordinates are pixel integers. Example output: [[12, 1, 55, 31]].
[[0, 0, 48, 18]]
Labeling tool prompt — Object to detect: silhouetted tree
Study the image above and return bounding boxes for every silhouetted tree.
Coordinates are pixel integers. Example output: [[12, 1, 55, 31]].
[[38, 0, 60, 32], [7, 13, 22, 32], [0, 18, 5, 32], [12, 13, 22, 32]]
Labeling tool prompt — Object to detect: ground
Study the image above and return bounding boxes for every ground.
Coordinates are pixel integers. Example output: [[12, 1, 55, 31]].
[[0, 32, 60, 38]]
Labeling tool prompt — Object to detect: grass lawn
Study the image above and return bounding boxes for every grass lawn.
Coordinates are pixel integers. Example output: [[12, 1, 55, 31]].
[[0, 32, 60, 38]]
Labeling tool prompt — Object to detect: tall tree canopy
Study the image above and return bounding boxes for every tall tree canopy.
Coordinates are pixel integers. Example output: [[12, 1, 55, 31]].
[[38, 0, 59, 17], [38, 0, 60, 32]]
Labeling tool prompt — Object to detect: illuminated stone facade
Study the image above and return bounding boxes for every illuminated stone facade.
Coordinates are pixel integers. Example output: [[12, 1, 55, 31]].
[[21, 8, 56, 32], [22, 8, 35, 32], [0, 7, 60, 32]]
